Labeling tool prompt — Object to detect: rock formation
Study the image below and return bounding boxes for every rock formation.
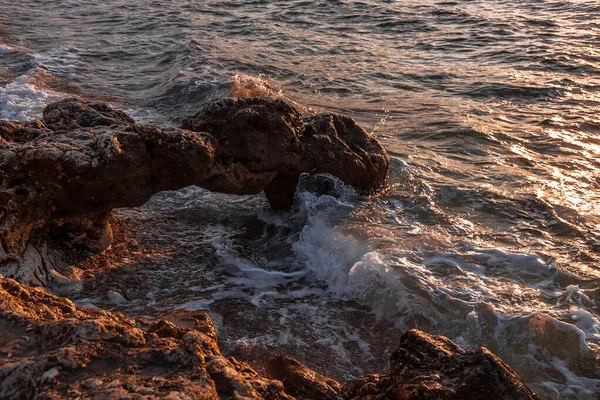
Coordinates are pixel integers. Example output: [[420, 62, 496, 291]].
[[265, 330, 538, 400], [182, 98, 389, 209], [0, 98, 539, 399], [0, 277, 292, 399], [340, 329, 539, 400], [0, 276, 538, 399], [0, 98, 388, 292]]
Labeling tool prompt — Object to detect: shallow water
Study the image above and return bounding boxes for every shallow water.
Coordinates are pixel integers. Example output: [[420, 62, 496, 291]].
[[1, 0, 600, 398]]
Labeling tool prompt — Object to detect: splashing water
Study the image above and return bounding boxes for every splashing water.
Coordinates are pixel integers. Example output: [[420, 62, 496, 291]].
[[2, 0, 600, 398]]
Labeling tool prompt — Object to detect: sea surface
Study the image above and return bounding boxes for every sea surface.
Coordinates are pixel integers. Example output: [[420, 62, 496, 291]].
[[1, 0, 600, 398]]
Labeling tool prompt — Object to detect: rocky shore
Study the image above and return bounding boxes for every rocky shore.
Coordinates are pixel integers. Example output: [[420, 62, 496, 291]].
[[0, 98, 538, 399], [0, 98, 387, 294]]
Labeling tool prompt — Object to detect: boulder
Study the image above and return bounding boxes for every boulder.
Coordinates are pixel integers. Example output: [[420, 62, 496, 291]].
[[266, 355, 343, 400], [183, 98, 389, 209], [42, 98, 136, 131], [342, 329, 538, 400], [0, 97, 388, 291]]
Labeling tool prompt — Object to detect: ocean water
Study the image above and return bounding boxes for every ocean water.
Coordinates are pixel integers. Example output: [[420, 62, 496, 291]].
[[1, 0, 600, 398]]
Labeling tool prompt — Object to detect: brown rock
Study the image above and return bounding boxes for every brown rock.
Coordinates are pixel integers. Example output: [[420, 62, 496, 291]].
[[183, 97, 389, 209], [266, 355, 343, 400], [342, 329, 539, 400], [43, 98, 136, 131], [0, 98, 389, 292], [0, 277, 538, 399], [0, 277, 293, 400]]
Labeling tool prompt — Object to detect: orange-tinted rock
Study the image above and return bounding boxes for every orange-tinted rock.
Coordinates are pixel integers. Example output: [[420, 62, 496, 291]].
[[0, 98, 388, 291], [342, 329, 539, 400], [266, 355, 343, 400], [0, 277, 293, 400]]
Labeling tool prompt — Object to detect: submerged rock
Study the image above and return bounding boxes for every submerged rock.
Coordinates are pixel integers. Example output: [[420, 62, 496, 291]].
[[0, 277, 538, 400], [0, 97, 388, 291]]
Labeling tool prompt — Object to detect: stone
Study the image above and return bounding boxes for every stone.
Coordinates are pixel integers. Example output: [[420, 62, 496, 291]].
[[266, 355, 343, 400], [0, 98, 389, 291], [342, 329, 538, 400], [0, 277, 539, 399], [42, 98, 136, 131], [105, 289, 127, 305], [183, 97, 389, 209], [0, 277, 293, 400]]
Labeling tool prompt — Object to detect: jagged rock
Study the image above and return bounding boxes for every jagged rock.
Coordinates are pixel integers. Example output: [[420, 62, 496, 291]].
[[42, 98, 136, 131], [183, 98, 389, 209], [0, 277, 538, 399], [0, 97, 388, 291], [252, 330, 539, 400], [342, 329, 538, 400], [266, 355, 343, 400], [0, 277, 293, 400]]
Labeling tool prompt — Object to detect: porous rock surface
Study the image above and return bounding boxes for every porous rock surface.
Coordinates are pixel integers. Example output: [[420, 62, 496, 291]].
[[267, 329, 538, 400], [0, 276, 292, 400], [182, 98, 389, 209], [0, 98, 388, 292], [0, 276, 538, 399]]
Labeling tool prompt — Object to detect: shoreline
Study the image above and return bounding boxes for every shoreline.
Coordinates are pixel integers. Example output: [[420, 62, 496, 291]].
[[0, 97, 538, 399]]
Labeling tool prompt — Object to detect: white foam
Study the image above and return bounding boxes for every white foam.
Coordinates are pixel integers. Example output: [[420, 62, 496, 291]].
[[0, 74, 52, 121], [262, 174, 600, 396]]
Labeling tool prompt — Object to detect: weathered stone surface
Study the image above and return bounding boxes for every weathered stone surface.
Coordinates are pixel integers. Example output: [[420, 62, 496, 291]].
[[0, 277, 538, 400], [0, 277, 293, 400], [342, 329, 539, 400], [266, 355, 343, 400], [0, 97, 388, 291], [42, 98, 136, 131], [183, 98, 389, 209]]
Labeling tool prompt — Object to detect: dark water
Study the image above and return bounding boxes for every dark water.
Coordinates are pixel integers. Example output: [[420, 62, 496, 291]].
[[2, 1, 600, 398]]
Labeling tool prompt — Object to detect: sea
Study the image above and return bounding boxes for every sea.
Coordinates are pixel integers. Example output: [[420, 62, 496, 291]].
[[1, 1, 600, 398]]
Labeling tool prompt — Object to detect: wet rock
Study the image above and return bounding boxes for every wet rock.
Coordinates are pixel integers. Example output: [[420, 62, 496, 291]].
[[0, 98, 388, 291], [0, 277, 538, 399], [342, 329, 538, 400], [266, 355, 343, 400], [183, 97, 389, 209], [105, 289, 127, 305], [0, 277, 293, 400], [42, 98, 136, 131]]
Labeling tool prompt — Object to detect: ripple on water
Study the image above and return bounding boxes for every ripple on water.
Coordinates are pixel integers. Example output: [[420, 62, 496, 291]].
[[2, 0, 600, 397]]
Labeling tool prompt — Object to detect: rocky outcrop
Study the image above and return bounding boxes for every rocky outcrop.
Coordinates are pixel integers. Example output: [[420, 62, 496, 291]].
[[266, 355, 343, 400], [0, 98, 538, 399], [267, 329, 538, 400], [182, 98, 389, 209], [0, 276, 538, 399], [0, 98, 388, 292], [343, 328, 538, 399], [43, 98, 136, 131], [0, 276, 292, 399]]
